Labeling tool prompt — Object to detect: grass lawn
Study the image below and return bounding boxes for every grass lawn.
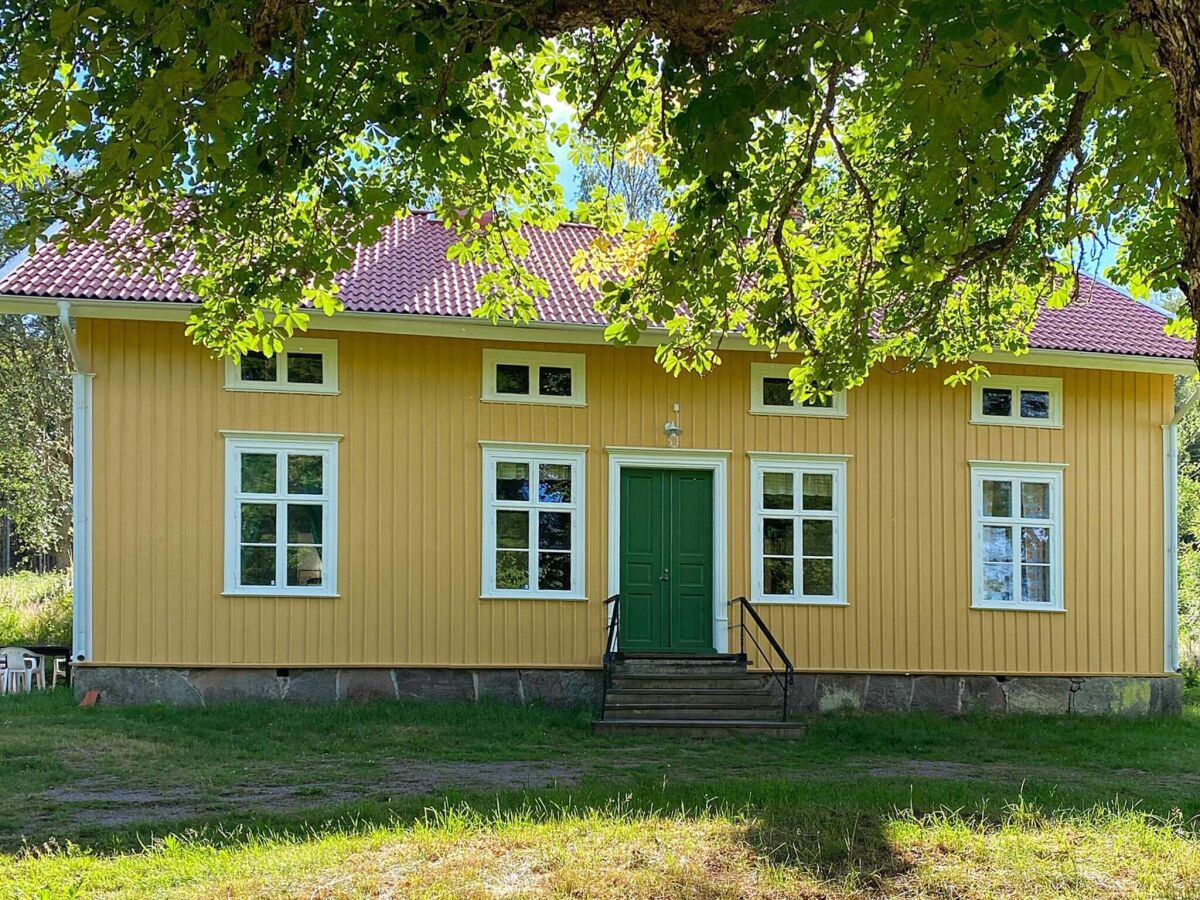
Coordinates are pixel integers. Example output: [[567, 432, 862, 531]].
[[2, 688, 1200, 898]]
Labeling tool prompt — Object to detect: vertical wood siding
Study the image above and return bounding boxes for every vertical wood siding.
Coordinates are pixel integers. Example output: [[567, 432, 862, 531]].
[[81, 319, 1172, 675]]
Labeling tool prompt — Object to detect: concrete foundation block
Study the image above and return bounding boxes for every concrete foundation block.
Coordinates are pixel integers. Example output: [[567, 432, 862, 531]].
[[336, 669, 397, 702], [1004, 677, 1074, 714], [910, 676, 962, 714], [961, 676, 1008, 713], [816, 674, 868, 712], [474, 669, 523, 703], [392, 668, 475, 702], [74, 666, 202, 706], [190, 668, 283, 704], [1071, 677, 1152, 717], [282, 669, 338, 703], [862, 675, 913, 712], [520, 669, 603, 707]]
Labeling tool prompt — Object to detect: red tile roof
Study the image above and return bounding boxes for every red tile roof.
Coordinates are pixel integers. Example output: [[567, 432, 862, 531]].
[[0, 213, 1191, 360]]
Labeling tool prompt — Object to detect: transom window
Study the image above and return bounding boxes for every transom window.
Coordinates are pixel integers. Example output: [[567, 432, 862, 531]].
[[750, 454, 848, 604], [225, 338, 339, 394], [750, 363, 846, 417], [482, 350, 586, 406], [970, 462, 1064, 611], [970, 375, 1062, 427], [481, 443, 586, 599], [223, 434, 339, 596]]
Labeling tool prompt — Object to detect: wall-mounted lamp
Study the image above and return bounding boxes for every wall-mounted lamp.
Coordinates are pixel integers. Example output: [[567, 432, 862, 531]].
[[663, 403, 683, 448]]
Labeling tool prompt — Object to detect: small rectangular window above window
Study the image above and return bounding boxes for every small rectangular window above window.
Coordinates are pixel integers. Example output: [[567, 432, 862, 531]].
[[225, 338, 339, 394], [970, 461, 1065, 611], [482, 350, 586, 406], [223, 432, 340, 597], [481, 443, 586, 599], [971, 375, 1062, 428], [749, 454, 849, 605], [750, 363, 846, 417]]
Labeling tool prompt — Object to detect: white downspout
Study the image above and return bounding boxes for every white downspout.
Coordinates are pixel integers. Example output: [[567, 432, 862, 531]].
[[58, 301, 93, 663], [1165, 386, 1200, 673]]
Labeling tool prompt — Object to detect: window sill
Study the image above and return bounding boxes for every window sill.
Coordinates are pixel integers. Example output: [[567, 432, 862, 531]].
[[480, 593, 588, 602], [481, 396, 586, 408], [223, 591, 340, 599], [971, 603, 1066, 613], [224, 385, 340, 396], [749, 408, 848, 419], [969, 417, 1062, 430], [751, 597, 848, 607]]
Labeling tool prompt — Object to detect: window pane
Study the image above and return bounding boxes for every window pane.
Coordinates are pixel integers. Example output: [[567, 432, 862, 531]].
[[496, 462, 529, 500], [1022, 565, 1050, 604], [983, 525, 1013, 562], [763, 472, 794, 510], [496, 364, 530, 395], [496, 550, 529, 589], [240, 546, 276, 586], [538, 464, 572, 503], [981, 387, 1012, 417], [1020, 390, 1050, 419], [287, 454, 323, 495], [801, 393, 833, 409], [763, 518, 794, 555], [538, 552, 571, 591], [1021, 526, 1049, 564], [241, 453, 277, 493], [286, 546, 323, 587], [240, 503, 276, 543], [803, 558, 834, 596], [982, 480, 1011, 517], [286, 352, 324, 385], [983, 563, 1013, 604], [240, 352, 276, 383], [539, 366, 572, 397], [496, 510, 528, 549], [803, 519, 833, 557], [538, 511, 571, 550], [763, 558, 794, 595], [762, 377, 792, 407], [802, 473, 834, 510], [1021, 482, 1050, 519], [287, 504, 323, 544]]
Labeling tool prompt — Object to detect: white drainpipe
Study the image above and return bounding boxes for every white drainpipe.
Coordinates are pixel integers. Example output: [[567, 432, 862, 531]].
[[58, 301, 93, 663], [1165, 385, 1200, 673]]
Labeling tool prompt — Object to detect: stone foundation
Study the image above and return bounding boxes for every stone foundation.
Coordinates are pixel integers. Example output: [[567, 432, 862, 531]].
[[73, 666, 602, 708], [72, 666, 1182, 716], [780, 672, 1182, 716]]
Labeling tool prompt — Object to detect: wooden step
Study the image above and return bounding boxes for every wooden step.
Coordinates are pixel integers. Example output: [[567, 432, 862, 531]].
[[592, 719, 806, 739], [604, 704, 782, 721], [612, 658, 749, 676], [610, 672, 772, 692], [605, 688, 777, 707]]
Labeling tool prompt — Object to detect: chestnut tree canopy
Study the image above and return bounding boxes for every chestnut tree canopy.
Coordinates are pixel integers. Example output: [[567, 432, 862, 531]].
[[3, 0, 1200, 391]]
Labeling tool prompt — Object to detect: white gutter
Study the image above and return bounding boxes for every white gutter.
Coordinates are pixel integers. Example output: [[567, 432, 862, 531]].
[[1165, 380, 1200, 673], [57, 302, 93, 663]]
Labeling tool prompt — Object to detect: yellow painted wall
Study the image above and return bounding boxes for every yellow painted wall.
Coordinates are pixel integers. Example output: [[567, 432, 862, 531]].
[[79, 318, 1173, 675]]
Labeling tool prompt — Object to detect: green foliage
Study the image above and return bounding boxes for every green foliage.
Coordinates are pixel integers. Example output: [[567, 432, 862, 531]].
[[0, 2, 1191, 391], [0, 569, 72, 646], [0, 315, 72, 556]]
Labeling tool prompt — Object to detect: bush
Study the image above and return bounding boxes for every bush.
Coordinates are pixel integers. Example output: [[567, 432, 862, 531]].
[[0, 569, 72, 647]]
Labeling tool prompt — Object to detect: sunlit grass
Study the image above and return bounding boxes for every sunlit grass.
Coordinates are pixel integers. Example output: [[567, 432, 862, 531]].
[[6, 800, 1197, 899]]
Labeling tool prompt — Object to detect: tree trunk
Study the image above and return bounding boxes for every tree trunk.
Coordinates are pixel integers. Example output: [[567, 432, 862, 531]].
[[1130, 0, 1200, 371]]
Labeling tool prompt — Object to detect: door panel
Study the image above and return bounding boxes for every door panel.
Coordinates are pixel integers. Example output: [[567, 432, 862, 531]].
[[618, 468, 714, 653]]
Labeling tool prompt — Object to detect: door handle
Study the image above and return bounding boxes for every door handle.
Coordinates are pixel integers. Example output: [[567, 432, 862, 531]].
[[660, 568, 670, 582]]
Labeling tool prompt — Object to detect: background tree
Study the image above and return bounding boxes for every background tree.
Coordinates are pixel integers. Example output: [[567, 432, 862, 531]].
[[1, 2, 1200, 396], [0, 185, 72, 567], [575, 153, 664, 222]]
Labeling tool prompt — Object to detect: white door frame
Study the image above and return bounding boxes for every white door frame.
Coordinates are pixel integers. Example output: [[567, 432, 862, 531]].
[[605, 447, 730, 653]]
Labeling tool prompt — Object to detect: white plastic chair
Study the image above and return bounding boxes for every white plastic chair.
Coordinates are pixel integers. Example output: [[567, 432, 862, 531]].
[[51, 657, 69, 689], [0, 648, 35, 694]]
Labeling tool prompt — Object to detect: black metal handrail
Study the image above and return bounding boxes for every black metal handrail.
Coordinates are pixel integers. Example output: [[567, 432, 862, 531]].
[[728, 596, 795, 721], [599, 593, 620, 719]]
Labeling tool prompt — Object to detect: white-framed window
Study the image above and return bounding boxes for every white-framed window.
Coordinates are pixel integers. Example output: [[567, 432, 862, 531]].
[[749, 453, 849, 605], [481, 442, 586, 600], [749, 363, 846, 417], [970, 375, 1061, 427], [482, 349, 586, 406], [225, 338, 339, 394], [970, 461, 1065, 611], [223, 432, 340, 597]]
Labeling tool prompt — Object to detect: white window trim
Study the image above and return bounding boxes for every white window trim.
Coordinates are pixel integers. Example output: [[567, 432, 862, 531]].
[[482, 349, 586, 406], [970, 374, 1062, 428], [749, 452, 850, 606], [970, 460, 1066, 612], [224, 337, 339, 394], [223, 432, 341, 598], [480, 441, 588, 600], [749, 362, 847, 417]]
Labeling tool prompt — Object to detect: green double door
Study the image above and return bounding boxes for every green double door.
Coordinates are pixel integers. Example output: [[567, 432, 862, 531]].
[[619, 468, 714, 653]]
